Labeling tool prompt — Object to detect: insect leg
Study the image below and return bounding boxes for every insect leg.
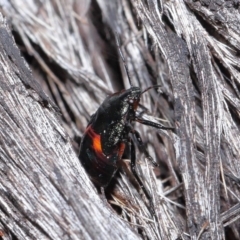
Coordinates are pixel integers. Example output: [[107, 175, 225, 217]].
[[100, 186, 115, 213], [129, 138, 156, 216], [127, 125, 158, 167], [135, 117, 174, 130]]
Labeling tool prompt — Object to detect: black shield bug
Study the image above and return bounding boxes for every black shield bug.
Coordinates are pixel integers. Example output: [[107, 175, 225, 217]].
[[79, 35, 174, 215]]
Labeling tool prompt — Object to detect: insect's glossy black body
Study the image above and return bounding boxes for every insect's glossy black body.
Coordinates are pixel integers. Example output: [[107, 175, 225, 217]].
[[79, 35, 173, 215], [79, 87, 141, 187]]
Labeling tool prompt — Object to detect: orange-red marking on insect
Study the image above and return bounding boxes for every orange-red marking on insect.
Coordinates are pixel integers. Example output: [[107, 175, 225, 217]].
[[93, 134, 102, 153], [86, 126, 103, 153], [133, 99, 140, 111], [118, 143, 125, 159]]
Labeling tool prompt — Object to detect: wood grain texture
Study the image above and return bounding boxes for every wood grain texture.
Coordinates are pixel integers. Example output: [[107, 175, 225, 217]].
[[0, 0, 239, 239], [0, 14, 139, 240]]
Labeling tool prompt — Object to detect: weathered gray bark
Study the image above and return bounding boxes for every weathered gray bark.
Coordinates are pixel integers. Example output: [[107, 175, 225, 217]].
[[0, 0, 239, 239], [0, 14, 140, 240]]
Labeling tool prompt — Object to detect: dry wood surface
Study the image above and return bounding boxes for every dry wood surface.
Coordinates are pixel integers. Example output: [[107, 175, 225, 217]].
[[0, 0, 239, 239]]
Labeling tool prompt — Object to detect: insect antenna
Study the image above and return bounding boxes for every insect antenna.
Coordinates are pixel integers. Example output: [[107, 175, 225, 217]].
[[141, 84, 162, 96], [115, 34, 133, 87]]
